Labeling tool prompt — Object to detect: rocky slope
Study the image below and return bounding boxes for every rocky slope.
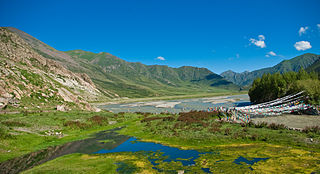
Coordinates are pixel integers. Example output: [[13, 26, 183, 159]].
[[221, 53, 320, 86], [0, 27, 102, 111]]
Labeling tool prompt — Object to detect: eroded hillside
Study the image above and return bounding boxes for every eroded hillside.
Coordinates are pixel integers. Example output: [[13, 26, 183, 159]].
[[0, 28, 102, 111]]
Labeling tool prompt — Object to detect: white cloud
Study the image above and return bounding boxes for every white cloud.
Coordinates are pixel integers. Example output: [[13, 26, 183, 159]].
[[156, 56, 165, 61], [299, 26, 309, 36], [266, 51, 277, 57], [317, 24, 320, 29], [294, 41, 312, 51], [249, 35, 266, 48], [258, 35, 265, 40]]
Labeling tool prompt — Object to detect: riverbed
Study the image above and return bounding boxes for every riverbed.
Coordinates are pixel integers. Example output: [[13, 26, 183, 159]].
[[99, 94, 250, 113]]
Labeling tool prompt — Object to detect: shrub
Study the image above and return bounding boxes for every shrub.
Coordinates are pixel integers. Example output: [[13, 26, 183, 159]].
[[254, 122, 268, 128], [64, 121, 89, 129], [162, 116, 175, 121], [88, 115, 108, 125], [302, 126, 320, 134], [268, 123, 287, 130], [176, 111, 214, 127], [209, 126, 221, 133], [224, 128, 231, 135], [250, 134, 258, 141]]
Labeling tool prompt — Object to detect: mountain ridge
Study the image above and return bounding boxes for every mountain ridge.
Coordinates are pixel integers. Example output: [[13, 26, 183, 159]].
[[4, 27, 239, 100], [221, 53, 320, 86]]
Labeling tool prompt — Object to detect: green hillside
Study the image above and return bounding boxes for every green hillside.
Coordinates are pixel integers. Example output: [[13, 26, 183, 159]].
[[65, 50, 240, 98], [5, 27, 239, 100], [306, 58, 320, 73], [221, 53, 320, 86]]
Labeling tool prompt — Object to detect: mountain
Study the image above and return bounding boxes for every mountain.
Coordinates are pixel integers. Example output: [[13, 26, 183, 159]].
[[306, 58, 320, 73], [0, 28, 102, 111], [221, 53, 320, 86], [5, 27, 239, 99], [64, 50, 239, 98]]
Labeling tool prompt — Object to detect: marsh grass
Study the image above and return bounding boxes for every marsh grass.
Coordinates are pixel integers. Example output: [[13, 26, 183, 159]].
[[0, 111, 137, 162], [1, 110, 320, 173]]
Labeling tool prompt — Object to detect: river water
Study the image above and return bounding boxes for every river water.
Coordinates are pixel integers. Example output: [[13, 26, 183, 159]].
[[99, 94, 250, 113]]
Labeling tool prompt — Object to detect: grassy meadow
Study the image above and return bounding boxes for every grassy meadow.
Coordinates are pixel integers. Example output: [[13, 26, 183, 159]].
[[1, 110, 320, 173]]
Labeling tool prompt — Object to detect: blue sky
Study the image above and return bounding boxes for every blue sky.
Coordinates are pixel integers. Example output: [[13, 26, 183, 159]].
[[1, 0, 319, 73]]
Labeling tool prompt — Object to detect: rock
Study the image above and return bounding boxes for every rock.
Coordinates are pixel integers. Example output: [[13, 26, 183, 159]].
[[94, 107, 101, 112], [0, 102, 5, 109], [108, 121, 117, 125], [8, 98, 20, 107], [56, 105, 66, 111], [178, 170, 184, 174]]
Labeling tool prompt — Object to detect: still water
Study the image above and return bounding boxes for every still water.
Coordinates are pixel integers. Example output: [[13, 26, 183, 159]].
[[0, 127, 268, 174]]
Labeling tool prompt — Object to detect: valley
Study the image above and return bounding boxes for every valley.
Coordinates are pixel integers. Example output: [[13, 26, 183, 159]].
[[0, 26, 320, 174]]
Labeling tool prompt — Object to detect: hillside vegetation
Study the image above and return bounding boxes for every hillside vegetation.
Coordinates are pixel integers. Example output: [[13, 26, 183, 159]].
[[249, 69, 320, 104]]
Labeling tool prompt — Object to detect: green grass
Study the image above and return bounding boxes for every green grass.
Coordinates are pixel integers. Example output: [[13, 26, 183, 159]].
[[21, 153, 117, 174], [119, 112, 320, 150], [0, 111, 139, 162], [1, 111, 320, 173]]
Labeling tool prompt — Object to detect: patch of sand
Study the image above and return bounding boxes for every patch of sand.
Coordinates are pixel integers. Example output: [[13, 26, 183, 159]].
[[251, 114, 320, 129]]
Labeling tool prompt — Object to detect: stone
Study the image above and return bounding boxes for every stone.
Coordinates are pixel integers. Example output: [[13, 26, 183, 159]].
[[108, 121, 117, 125], [94, 107, 101, 112], [56, 105, 66, 111]]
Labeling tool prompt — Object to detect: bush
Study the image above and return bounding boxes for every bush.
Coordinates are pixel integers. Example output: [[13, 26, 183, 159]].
[[302, 126, 320, 134], [254, 122, 268, 128], [176, 111, 215, 127], [64, 121, 89, 129], [250, 134, 258, 141], [88, 115, 108, 125], [224, 128, 231, 135], [268, 123, 287, 130]]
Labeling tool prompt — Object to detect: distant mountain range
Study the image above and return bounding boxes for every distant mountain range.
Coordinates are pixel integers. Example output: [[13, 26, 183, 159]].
[[1, 27, 239, 109], [2, 27, 319, 111], [221, 53, 320, 86]]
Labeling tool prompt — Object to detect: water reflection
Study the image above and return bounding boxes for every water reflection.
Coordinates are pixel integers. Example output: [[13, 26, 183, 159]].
[[0, 128, 130, 174], [95, 137, 212, 173], [0, 127, 268, 174]]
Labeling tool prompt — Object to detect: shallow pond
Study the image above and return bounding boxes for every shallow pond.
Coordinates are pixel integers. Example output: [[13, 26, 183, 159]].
[[0, 127, 268, 174], [99, 94, 250, 113]]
